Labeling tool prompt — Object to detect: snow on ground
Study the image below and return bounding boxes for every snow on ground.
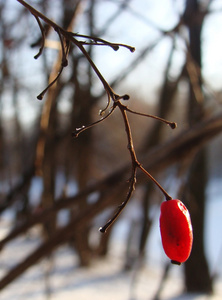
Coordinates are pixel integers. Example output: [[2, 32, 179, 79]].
[[1, 178, 222, 300], [0, 236, 222, 300]]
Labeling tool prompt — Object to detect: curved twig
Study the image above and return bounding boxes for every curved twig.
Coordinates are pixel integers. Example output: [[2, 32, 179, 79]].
[[32, 15, 45, 59], [37, 65, 64, 100], [17, 0, 176, 232], [1, 112, 222, 250], [72, 32, 135, 52], [72, 105, 117, 138], [17, 0, 134, 105], [126, 106, 177, 129]]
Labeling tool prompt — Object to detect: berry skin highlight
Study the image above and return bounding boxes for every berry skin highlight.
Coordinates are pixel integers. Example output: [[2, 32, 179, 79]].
[[159, 199, 193, 265]]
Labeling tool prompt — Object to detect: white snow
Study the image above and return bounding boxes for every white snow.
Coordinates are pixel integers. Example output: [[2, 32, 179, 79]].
[[0, 230, 222, 300], [1, 179, 222, 299]]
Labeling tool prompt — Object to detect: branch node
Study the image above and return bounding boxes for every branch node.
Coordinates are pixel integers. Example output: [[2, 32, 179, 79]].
[[129, 46, 136, 52], [169, 122, 177, 129], [37, 94, 43, 100], [62, 58, 68, 67], [99, 226, 106, 233], [112, 45, 119, 51], [122, 94, 130, 100]]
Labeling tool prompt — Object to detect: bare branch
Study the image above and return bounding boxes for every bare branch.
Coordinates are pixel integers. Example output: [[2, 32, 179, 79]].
[[72, 105, 117, 138], [71, 33, 135, 52], [16, 0, 180, 231], [125, 106, 177, 129], [0, 112, 222, 289], [32, 15, 45, 59], [17, 0, 135, 104]]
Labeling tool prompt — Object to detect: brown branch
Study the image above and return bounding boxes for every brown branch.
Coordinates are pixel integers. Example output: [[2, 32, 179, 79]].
[[17, 0, 174, 221], [1, 112, 222, 289], [99, 168, 137, 233], [15, 0, 222, 235], [32, 15, 45, 59], [71, 33, 135, 52], [4, 0, 220, 291], [0, 165, 35, 214], [2, 111, 221, 250], [100, 103, 138, 232], [72, 105, 117, 138], [36, 64, 64, 100], [17, 0, 134, 105], [12, 113, 222, 233], [125, 106, 177, 129], [138, 165, 172, 200], [0, 184, 126, 291]]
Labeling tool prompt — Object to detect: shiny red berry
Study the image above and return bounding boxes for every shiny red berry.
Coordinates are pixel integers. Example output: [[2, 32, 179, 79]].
[[159, 199, 193, 265]]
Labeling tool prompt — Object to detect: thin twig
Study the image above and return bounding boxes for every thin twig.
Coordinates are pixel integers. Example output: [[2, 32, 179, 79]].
[[99, 168, 137, 233], [139, 165, 172, 200], [55, 27, 69, 67], [17, 0, 175, 232], [100, 102, 138, 232], [72, 105, 117, 138], [71, 32, 135, 52], [17, 0, 134, 105], [99, 101, 172, 232], [32, 15, 45, 59], [37, 65, 64, 100], [1, 111, 222, 248], [126, 107, 177, 129]]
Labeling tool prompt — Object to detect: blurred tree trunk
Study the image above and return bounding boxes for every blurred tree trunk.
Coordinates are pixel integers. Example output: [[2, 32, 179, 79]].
[[183, 0, 212, 293], [39, 0, 82, 238], [69, 82, 94, 266], [67, 0, 96, 266]]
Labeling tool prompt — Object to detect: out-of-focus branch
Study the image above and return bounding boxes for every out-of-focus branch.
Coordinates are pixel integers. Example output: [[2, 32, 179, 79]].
[[0, 111, 222, 290], [1, 111, 222, 250], [17, 0, 176, 230]]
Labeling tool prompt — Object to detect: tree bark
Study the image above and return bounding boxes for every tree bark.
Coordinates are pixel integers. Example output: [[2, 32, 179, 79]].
[[183, 0, 212, 293]]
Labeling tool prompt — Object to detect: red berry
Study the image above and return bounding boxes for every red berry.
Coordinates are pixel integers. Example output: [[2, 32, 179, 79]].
[[159, 199, 193, 265]]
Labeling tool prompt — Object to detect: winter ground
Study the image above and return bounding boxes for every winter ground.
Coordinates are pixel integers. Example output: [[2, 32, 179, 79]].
[[0, 242, 220, 300], [0, 220, 222, 300], [0, 244, 222, 300], [1, 179, 222, 300]]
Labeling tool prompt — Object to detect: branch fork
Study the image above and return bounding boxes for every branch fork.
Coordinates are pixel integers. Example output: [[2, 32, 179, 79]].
[[74, 99, 175, 232], [18, 0, 176, 232]]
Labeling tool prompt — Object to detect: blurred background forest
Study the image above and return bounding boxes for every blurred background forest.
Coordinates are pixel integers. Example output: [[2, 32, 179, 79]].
[[1, 0, 222, 299]]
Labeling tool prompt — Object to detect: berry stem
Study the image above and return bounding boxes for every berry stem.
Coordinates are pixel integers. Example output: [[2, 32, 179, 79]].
[[139, 165, 172, 201]]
